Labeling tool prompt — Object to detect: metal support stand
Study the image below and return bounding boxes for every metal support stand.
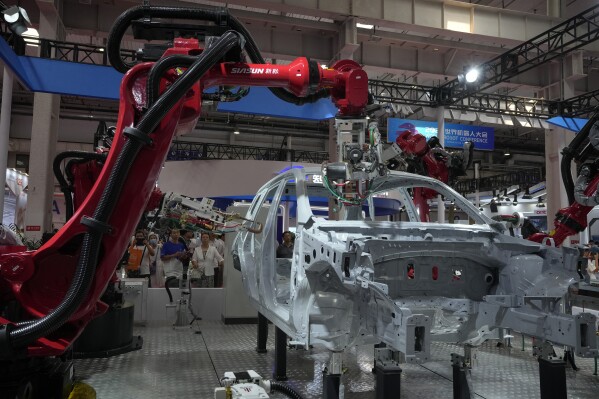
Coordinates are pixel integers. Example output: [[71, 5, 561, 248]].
[[273, 326, 288, 381], [451, 345, 474, 399], [539, 358, 567, 399], [323, 351, 343, 399], [173, 279, 190, 328], [256, 312, 268, 354], [374, 347, 402, 399], [503, 328, 513, 348], [535, 341, 567, 399]]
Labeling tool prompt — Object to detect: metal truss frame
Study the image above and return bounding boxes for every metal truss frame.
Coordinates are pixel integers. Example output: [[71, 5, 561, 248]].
[[440, 4, 599, 104], [2, 17, 597, 118], [369, 79, 556, 118], [167, 141, 329, 163], [454, 168, 545, 195], [560, 89, 599, 116]]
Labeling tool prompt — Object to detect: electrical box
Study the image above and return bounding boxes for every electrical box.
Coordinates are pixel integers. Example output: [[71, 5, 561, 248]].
[[121, 278, 148, 324]]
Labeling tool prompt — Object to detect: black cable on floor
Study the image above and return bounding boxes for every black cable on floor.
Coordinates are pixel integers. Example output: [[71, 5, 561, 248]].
[[418, 364, 488, 399], [200, 331, 223, 387]]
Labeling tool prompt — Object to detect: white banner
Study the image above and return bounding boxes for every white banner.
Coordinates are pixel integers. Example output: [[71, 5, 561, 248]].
[[5, 169, 28, 197]]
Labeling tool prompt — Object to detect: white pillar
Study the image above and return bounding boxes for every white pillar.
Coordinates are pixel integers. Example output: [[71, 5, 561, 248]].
[[0, 67, 14, 224], [474, 161, 481, 208], [545, 126, 576, 246], [24, 93, 60, 238], [22, 4, 63, 240], [437, 106, 445, 223], [547, 0, 561, 18]]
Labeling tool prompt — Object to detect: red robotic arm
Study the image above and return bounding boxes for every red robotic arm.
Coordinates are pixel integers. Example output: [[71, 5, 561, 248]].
[[393, 128, 473, 222], [526, 110, 599, 247], [0, 30, 368, 357]]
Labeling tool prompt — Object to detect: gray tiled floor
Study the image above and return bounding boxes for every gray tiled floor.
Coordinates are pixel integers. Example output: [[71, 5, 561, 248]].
[[74, 321, 599, 398]]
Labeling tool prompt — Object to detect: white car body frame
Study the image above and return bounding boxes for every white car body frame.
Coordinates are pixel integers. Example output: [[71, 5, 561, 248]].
[[233, 167, 597, 362]]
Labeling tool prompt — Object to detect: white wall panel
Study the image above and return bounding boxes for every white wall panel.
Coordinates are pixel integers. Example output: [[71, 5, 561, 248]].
[[444, 4, 471, 33], [249, 28, 272, 53], [499, 14, 526, 41], [472, 9, 499, 37], [382, 0, 413, 24], [271, 30, 302, 56], [319, 0, 350, 14], [361, 43, 390, 69], [525, 17, 551, 39], [417, 51, 445, 75], [414, 1, 443, 29], [158, 159, 319, 197], [389, 47, 418, 71], [284, 0, 318, 8], [354, 0, 383, 20], [302, 35, 333, 60]]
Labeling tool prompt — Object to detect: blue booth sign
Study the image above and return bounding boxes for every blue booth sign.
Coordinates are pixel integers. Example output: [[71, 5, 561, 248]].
[[387, 119, 494, 151]]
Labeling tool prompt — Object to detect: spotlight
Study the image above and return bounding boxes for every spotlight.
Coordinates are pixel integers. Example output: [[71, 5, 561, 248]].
[[233, 129, 240, 135], [536, 197, 545, 208], [2, 5, 31, 36], [490, 199, 498, 213], [504, 149, 511, 157], [512, 194, 518, 205], [465, 67, 480, 83], [522, 188, 532, 200]]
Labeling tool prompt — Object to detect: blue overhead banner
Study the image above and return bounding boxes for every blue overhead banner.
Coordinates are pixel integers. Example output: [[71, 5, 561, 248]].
[[387, 119, 495, 151], [546, 116, 589, 132]]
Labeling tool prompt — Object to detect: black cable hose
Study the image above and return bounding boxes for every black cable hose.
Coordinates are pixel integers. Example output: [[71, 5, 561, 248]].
[[9, 141, 141, 345], [137, 32, 241, 134], [107, 6, 229, 74], [165, 277, 176, 303], [270, 382, 305, 399], [561, 108, 599, 204], [147, 55, 196, 107], [107, 5, 328, 105], [52, 151, 107, 222], [7, 31, 242, 349]]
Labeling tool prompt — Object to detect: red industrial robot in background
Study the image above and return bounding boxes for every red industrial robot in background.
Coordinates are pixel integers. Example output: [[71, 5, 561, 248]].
[[393, 122, 473, 221], [496, 110, 599, 247]]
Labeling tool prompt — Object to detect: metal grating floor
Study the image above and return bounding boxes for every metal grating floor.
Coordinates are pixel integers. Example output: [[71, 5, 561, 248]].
[[74, 321, 599, 398]]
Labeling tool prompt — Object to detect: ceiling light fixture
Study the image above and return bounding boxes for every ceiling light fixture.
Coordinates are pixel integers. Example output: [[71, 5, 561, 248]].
[[512, 194, 518, 205], [465, 67, 480, 83], [233, 129, 240, 135], [356, 22, 374, 29], [522, 188, 532, 199], [1, 3, 31, 36]]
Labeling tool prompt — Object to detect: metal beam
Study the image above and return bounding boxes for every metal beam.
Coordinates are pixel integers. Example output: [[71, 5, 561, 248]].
[[369, 79, 557, 118], [455, 168, 545, 195], [441, 4, 599, 104], [560, 88, 599, 116]]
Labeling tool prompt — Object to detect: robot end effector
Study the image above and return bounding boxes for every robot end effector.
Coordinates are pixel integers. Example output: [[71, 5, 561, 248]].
[[382, 126, 475, 180]]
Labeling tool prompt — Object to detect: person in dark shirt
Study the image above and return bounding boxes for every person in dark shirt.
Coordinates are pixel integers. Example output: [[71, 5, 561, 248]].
[[161, 228, 187, 288], [276, 231, 294, 259], [178, 229, 194, 277]]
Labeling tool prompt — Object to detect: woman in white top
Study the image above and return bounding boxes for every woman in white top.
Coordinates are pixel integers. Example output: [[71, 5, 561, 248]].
[[191, 232, 224, 288], [586, 246, 599, 281]]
